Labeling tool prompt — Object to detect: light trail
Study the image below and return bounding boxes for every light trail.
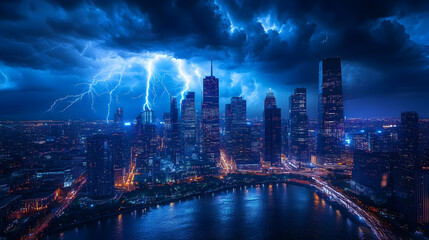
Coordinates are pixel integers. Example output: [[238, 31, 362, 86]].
[[311, 177, 398, 240]]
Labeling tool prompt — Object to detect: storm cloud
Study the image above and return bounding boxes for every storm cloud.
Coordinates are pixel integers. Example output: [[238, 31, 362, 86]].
[[0, 0, 428, 120]]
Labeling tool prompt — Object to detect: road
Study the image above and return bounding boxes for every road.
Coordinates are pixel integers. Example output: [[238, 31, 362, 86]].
[[24, 177, 86, 240], [312, 177, 398, 240]]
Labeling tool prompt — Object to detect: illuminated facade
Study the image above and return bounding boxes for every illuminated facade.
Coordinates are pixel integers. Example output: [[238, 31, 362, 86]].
[[181, 92, 197, 162], [225, 97, 251, 166], [288, 88, 309, 163], [86, 135, 115, 200], [170, 97, 180, 164], [394, 167, 429, 225], [202, 60, 220, 165], [114, 107, 123, 124], [400, 111, 419, 170], [317, 57, 345, 165], [264, 91, 282, 165]]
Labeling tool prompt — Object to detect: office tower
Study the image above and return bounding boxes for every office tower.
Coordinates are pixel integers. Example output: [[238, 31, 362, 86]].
[[400, 111, 419, 170], [114, 107, 123, 124], [394, 167, 429, 225], [142, 108, 154, 125], [288, 88, 309, 164], [264, 88, 276, 109], [162, 112, 171, 156], [264, 91, 282, 165], [282, 120, 289, 158], [225, 97, 251, 166], [353, 132, 369, 151], [369, 130, 397, 153], [170, 98, 180, 164], [352, 151, 397, 192], [181, 92, 197, 162], [111, 132, 131, 186], [86, 135, 114, 200], [422, 148, 429, 171], [317, 57, 345, 165], [202, 59, 220, 165], [134, 109, 157, 173], [250, 120, 264, 163]]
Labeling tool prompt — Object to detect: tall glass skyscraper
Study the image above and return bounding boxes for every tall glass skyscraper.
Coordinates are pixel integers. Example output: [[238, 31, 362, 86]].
[[289, 88, 309, 164], [86, 135, 114, 200], [181, 92, 197, 162], [317, 57, 345, 165], [264, 91, 282, 166], [202, 59, 220, 165], [400, 111, 419, 170], [225, 97, 251, 165], [134, 109, 157, 173], [170, 97, 180, 164]]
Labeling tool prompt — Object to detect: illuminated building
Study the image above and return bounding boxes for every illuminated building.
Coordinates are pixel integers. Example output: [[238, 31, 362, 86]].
[[400, 111, 419, 170], [352, 132, 369, 151], [352, 151, 396, 191], [225, 97, 251, 168], [22, 188, 60, 212], [288, 88, 309, 164], [162, 112, 171, 157], [317, 57, 345, 165], [264, 90, 282, 165], [394, 167, 429, 225], [111, 132, 130, 186], [86, 135, 115, 200], [202, 59, 220, 165], [142, 108, 154, 125], [114, 107, 123, 124], [181, 92, 198, 163], [170, 97, 180, 164]]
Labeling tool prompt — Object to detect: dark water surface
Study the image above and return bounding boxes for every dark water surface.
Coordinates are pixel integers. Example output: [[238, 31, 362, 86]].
[[46, 183, 374, 240]]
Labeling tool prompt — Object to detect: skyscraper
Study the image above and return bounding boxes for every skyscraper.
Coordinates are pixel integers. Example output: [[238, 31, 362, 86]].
[[225, 97, 251, 166], [86, 135, 114, 200], [264, 90, 282, 166], [289, 88, 309, 164], [142, 108, 154, 125], [202, 59, 220, 165], [114, 107, 123, 124], [162, 112, 171, 157], [400, 111, 419, 170], [181, 92, 197, 162], [317, 57, 345, 165], [264, 88, 276, 109], [394, 166, 429, 225], [134, 109, 157, 173], [170, 97, 180, 164]]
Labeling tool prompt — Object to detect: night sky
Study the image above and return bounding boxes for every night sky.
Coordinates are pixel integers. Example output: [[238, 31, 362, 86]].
[[1, 0, 429, 121]]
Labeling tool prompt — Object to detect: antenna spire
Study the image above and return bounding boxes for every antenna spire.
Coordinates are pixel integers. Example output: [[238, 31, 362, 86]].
[[211, 57, 213, 77]]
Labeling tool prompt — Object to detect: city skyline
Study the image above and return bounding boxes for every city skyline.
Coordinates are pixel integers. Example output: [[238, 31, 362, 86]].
[[1, 1, 429, 240]]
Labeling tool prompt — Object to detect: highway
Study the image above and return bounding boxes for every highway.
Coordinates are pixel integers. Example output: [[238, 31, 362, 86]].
[[312, 177, 398, 240], [24, 177, 86, 240]]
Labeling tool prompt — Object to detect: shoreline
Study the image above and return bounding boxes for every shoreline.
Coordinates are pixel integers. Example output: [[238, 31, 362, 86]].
[[43, 179, 372, 238]]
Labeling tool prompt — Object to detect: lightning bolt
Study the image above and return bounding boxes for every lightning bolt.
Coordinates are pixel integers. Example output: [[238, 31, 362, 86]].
[[106, 65, 126, 123], [0, 71, 7, 82], [80, 43, 89, 56], [48, 52, 202, 122], [174, 58, 191, 104]]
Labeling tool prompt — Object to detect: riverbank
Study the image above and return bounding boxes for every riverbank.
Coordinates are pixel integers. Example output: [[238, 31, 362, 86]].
[[43, 175, 312, 237], [42, 174, 386, 239]]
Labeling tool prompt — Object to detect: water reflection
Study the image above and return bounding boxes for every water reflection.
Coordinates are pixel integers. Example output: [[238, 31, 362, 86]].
[[48, 184, 374, 240]]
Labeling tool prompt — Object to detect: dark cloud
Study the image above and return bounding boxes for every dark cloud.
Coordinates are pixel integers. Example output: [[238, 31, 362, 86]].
[[0, 0, 429, 119]]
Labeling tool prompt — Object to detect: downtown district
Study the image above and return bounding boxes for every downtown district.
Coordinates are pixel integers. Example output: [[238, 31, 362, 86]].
[[1, 58, 429, 239]]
